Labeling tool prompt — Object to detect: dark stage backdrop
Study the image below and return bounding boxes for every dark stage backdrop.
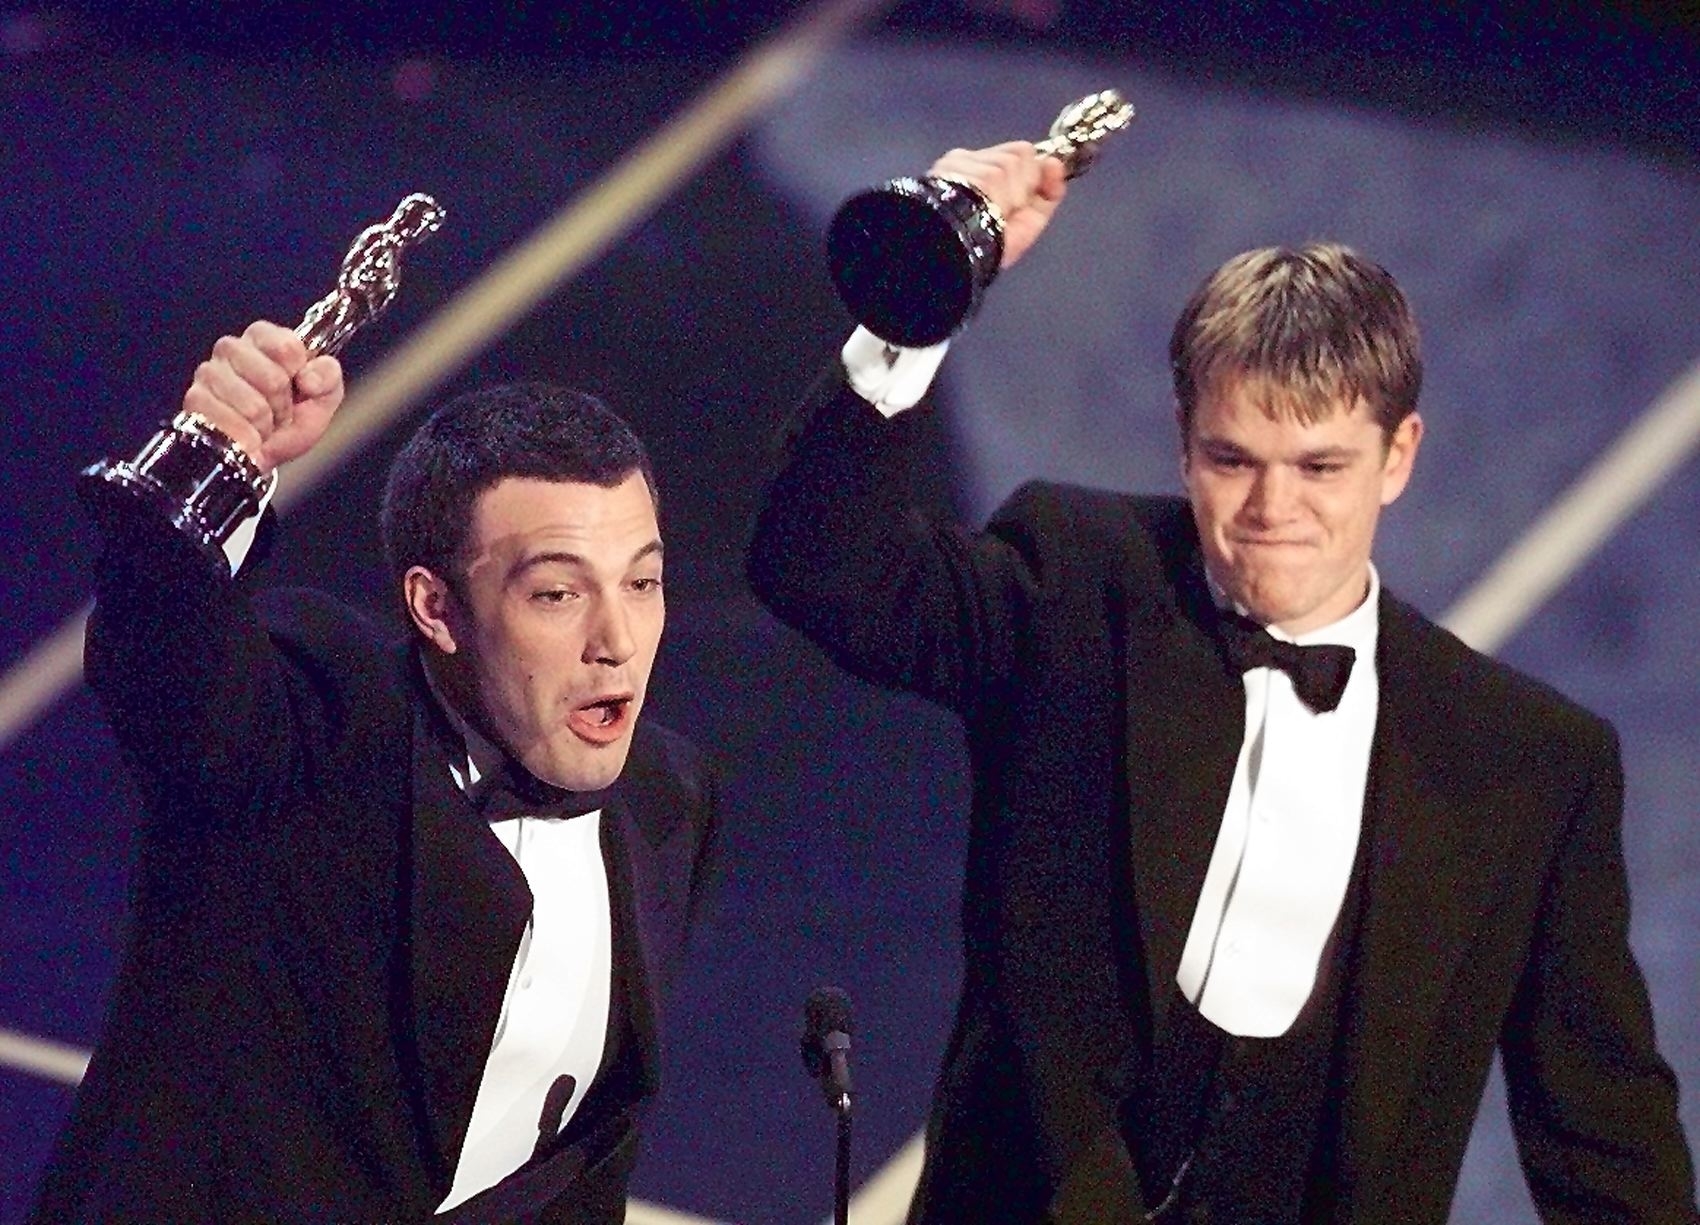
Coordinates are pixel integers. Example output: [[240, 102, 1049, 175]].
[[2, 7, 1696, 1222]]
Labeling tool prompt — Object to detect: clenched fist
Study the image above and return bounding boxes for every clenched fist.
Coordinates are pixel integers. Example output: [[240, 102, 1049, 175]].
[[182, 320, 345, 474], [927, 141, 1069, 270]]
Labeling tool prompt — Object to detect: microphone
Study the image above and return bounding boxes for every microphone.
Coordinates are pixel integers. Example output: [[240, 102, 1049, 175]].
[[802, 987, 855, 1225], [801, 986, 853, 1113]]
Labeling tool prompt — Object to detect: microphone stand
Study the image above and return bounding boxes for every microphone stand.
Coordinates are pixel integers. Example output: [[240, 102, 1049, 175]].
[[831, 1082, 851, 1225], [804, 988, 855, 1225]]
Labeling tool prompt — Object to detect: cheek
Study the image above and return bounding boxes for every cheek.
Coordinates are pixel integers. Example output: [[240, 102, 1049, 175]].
[[1204, 490, 1246, 543], [633, 621, 666, 687], [482, 662, 535, 719], [1186, 475, 1223, 523], [1321, 491, 1378, 552], [477, 629, 556, 710]]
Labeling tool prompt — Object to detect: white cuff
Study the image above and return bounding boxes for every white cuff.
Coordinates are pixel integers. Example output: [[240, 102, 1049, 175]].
[[222, 470, 278, 576], [841, 327, 949, 418]]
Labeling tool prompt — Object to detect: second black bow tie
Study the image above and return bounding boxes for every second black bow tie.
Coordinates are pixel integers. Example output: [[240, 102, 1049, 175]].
[[477, 760, 615, 821], [1217, 613, 1356, 714]]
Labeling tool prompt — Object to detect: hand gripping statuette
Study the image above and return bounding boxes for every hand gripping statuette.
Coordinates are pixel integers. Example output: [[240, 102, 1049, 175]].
[[826, 90, 1134, 348], [79, 194, 446, 564]]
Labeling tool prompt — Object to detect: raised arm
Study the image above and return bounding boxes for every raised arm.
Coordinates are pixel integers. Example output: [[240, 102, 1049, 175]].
[[83, 323, 346, 822], [747, 143, 1074, 716]]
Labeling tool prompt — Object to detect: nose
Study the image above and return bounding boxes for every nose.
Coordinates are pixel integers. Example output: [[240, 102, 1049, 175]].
[[1243, 465, 1299, 525], [583, 594, 637, 667]]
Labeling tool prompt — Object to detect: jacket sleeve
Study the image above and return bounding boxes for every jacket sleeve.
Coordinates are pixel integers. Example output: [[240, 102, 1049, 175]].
[[746, 369, 1066, 722], [83, 508, 296, 829], [1499, 723, 1699, 1222]]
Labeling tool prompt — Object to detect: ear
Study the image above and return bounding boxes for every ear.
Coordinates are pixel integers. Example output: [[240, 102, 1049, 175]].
[[1176, 403, 1193, 484], [402, 566, 460, 654], [1378, 412, 1424, 507]]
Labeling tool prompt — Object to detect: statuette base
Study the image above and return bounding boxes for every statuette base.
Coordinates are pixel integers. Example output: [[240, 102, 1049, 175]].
[[78, 412, 269, 567], [827, 175, 1005, 348]]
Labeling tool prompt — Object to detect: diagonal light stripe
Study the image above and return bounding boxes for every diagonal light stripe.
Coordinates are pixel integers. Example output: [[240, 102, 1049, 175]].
[[0, 0, 893, 759], [276, 0, 891, 509], [0, 1026, 89, 1086], [625, 1201, 728, 1225], [830, 1130, 926, 1225], [0, 612, 87, 758], [1442, 359, 1700, 653]]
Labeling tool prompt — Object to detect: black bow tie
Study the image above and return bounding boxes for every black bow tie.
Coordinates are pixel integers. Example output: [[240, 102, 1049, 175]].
[[476, 760, 615, 821], [1216, 612, 1356, 714]]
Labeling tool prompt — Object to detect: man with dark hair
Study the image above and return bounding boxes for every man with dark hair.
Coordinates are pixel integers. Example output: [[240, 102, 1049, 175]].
[[748, 144, 1697, 1221], [33, 322, 717, 1223]]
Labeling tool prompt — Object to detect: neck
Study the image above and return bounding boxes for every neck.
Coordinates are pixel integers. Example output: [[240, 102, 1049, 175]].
[[420, 650, 506, 769]]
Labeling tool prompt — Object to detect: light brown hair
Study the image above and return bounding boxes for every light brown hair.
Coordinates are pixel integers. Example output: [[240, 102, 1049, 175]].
[[1170, 242, 1422, 441]]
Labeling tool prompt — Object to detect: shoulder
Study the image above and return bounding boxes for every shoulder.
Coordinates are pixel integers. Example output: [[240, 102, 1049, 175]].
[[629, 718, 710, 782], [255, 586, 396, 655], [988, 483, 1192, 559], [1380, 593, 1616, 770], [987, 484, 1202, 610], [253, 586, 411, 707], [617, 720, 718, 878]]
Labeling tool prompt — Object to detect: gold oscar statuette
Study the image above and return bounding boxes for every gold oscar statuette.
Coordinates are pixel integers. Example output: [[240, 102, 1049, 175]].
[[826, 91, 1134, 347], [79, 194, 446, 563]]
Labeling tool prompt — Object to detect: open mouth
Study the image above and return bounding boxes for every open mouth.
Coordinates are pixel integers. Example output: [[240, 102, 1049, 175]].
[[567, 696, 633, 745]]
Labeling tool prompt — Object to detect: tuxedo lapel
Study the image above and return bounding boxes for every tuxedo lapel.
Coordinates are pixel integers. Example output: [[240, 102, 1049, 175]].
[[592, 795, 663, 1108], [1121, 523, 1247, 1033], [596, 735, 696, 1105], [1332, 601, 1517, 1188], [405, 674, 533, 1179]]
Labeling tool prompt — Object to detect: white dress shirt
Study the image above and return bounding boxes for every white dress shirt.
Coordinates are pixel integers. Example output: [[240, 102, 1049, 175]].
[[429, 687, 614, 1214], [842, 326, 950, 417], [1174, 573, 1381, 1037]]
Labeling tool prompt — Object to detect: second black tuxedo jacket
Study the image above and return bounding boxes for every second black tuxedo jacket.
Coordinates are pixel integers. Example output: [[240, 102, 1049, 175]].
[[747, 380, 1695, 1223], [32, 514, 718, 1224]]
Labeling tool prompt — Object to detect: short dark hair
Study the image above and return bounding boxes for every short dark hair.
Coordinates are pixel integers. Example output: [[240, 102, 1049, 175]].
[[1170, 241, 1422, 441], [380, 382, 656, 586]]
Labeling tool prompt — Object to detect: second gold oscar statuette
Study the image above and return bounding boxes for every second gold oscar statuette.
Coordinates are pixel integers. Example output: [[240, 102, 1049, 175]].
[[78, 193, 447, 563], [826, 91, 1135, 348]]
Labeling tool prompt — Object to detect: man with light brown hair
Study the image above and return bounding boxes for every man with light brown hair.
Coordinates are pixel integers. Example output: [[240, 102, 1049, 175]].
[[749, 143, 1696, 1222]]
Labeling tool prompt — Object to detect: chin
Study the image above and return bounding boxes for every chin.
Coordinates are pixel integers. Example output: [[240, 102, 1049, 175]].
[[1231, 587, 1312, 630], [543, 745, 633, 793]]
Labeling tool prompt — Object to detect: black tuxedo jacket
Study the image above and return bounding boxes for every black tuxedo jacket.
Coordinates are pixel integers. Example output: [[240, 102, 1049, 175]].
[[32, 513, 718, 1224], [747, 380, 1695, 1224]]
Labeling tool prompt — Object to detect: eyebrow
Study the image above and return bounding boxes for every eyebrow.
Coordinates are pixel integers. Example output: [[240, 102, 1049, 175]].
[[508, 539, 664, 582], [1198, 437, 1362, 462]]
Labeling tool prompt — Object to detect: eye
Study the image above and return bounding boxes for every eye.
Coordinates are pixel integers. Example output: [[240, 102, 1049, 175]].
[[630, 576, 664, 594], [1302, 461, 1347, 476], [532, 587, 579, 604]]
